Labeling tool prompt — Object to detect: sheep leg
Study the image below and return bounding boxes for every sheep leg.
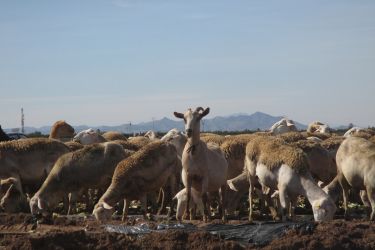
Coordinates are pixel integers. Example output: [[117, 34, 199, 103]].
[[338, 173, 351, 219], [290, 198, 297, 221], [263, 190, 278, 220], [68, 192, 77, 215], [122, 199, 129, 221], [63, 194, 69, 214], [184, 175, 192, 220], [157, 188, 165, 216], [202, 178, 209, 222], [248, 176, 254, 222], [365, 186, 375, 221], [167, 175, 177, 218], [219, 184, 227, 223], [278, 185, 290, 222], [140, 195, 147, 218]]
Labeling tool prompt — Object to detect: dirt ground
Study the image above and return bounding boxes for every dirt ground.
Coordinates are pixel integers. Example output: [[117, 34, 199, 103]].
[[0, 213, 374, 250]]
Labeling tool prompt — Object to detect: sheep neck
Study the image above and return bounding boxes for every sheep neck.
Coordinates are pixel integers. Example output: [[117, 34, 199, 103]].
[[186, 131, 200, 155], [299, 174, 327, 204]]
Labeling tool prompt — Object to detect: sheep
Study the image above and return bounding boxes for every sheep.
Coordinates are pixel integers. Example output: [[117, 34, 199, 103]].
[[160, 128, 187, 158], [30, 142, 132, 215], [173, 188, 204, 220], [174, 107, 228, 222], [127, 136, 151, 148], [291, 140, 337, 187], [320, 135, 345, 158], [0, 138, 70, 199], [110, 139, 145, 151], [269, 118, 297, 135], [102, 131, 127, 141], [144, 130, 158, 140], [93, 141, 179, 222], [73, 128, 107, 145], [335, 137, 375, 220], [49, 120, 75, 142], [245, 135, 336, 222], [0, 177, 28, 213], [307, 121, 331, 134], [200, 134, 227, 146]]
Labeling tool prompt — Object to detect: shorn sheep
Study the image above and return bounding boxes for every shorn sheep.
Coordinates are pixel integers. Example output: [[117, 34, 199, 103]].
[[73, 129, 107, 145], [269, 118, 297, 135], [174, 107, 228, 222], [245, 135, 336, 222], [335, 137, 375, 220], [93, 141, 179, 221]]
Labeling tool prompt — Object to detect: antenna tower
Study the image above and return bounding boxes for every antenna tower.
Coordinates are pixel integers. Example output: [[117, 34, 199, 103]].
[[21, 108, 25, 134]]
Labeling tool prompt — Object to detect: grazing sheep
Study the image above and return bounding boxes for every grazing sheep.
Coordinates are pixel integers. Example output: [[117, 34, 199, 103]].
[[245, 136, 336, 222], [93, 141, 179, 222], [269, 118, 297, 135], [30, 142, 132, 215], [0, 138, 70, 196], [335, 137, 375, 220], [307, 121, 331, 134], [174, 107, 228, 222], [0, 177, 28, 213], [49, 120, 75, 142], [73, 129, 107, 145], [102, 131, 127, 141]]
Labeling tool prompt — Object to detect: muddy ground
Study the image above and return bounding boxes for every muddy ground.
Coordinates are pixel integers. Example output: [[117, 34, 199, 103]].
[[0, 213, 374, 250]]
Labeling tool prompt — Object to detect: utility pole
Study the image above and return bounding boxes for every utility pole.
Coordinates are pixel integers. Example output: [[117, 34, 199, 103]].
[[21, 108, 25, 134]]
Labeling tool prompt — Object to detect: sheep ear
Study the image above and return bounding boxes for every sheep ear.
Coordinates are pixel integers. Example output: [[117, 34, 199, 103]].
[[102, 202, 113, 210], [199, 108, 210, 118], [174, 112, 184, 119]]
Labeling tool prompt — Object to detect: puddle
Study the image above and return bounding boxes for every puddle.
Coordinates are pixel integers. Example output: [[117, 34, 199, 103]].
[[104, 222, 197, 235], [204, 221, 315, 246], [103, 220, 315, 246]]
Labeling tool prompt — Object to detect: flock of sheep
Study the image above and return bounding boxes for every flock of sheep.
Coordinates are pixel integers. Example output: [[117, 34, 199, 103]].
[[0, 107, 375, 225]]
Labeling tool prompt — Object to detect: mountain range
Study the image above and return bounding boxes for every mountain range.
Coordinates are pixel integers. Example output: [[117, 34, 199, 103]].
[[4, 112, 307, 135]]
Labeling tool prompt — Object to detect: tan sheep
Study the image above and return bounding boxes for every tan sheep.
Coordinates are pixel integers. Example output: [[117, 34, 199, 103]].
[[245, 135, 336, 222], [30, 142, 132, 215], [0, 138, 70, 193], [49, 120, 75, 142], [335, 137, 375, 220], [102, 131, 127, 141], [93, 141, 179, 222]]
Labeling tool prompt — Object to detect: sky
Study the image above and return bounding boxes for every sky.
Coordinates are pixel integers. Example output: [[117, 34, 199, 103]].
[[1, 0, 374, 129]]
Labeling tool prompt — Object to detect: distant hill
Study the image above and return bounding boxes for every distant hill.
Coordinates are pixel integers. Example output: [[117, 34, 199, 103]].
[[4, 111, 307, 135]]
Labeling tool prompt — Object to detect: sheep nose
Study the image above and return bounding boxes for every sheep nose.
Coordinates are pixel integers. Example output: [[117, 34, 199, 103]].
[[186, 129, 193, 137]]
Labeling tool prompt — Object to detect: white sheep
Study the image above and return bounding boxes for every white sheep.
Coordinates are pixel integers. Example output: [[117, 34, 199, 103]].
[[73, 128, 107, 145], [174, 107, 228, 222], [269, 118, 297, 135]]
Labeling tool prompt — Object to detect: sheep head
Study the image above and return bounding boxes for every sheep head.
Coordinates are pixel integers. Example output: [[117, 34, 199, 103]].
[[173, 107, 210, 138]]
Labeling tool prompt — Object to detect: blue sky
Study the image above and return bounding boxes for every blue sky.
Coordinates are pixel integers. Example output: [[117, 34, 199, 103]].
[[1, 0, 374, 129]]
